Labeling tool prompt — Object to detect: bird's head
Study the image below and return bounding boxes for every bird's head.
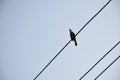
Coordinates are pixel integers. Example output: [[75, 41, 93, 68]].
[[69, 28, 72, 32]]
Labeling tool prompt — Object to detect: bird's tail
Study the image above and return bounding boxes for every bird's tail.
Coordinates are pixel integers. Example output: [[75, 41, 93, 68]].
[[74, 39, 77, 46]]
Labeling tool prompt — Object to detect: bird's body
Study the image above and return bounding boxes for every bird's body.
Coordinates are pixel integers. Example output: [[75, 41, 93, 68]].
[[69, 29, 77, 46]]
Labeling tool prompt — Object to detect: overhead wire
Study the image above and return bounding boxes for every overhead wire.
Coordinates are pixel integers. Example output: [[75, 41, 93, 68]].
[[94, 55, 120, 80], [34, 0, 112, 80], [76, 0, 111, 36], [79, 41, 120, 80], [33, 40, 71, 80]]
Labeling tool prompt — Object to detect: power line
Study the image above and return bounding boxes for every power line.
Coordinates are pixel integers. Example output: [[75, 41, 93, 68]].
[[34, 40, 71, 80], [34, 0, 112, 80], [79, 41, 120, 80], [94, 55, 120, 80], [76, 0, 111, 36]]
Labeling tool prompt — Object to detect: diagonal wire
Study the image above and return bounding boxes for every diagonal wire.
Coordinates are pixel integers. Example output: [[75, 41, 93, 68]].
[[33, 40, 71, 80], [94, 55, 120, 80], [76, 0, 111, 36], [79, 41, 120, 80], [34, 0, 111, 80]]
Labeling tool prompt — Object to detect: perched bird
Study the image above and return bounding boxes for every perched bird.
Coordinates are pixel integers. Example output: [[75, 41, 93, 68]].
[[69, 29, 77, 46]]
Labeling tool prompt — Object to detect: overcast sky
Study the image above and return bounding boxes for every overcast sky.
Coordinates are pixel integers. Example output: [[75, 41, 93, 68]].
[[0, 0, 120, 80]]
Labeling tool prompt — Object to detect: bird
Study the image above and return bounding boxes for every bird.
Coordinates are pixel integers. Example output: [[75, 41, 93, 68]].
[[69, 29, 77, 46]]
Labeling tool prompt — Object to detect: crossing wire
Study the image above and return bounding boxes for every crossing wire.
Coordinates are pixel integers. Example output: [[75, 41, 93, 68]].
[[79, 41, 120, 80], [34, 0, 111, 80], [94, 55, 120, 80]]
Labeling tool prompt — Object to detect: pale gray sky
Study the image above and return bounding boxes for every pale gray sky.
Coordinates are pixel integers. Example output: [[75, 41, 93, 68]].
[[0, 0, 120, 80]]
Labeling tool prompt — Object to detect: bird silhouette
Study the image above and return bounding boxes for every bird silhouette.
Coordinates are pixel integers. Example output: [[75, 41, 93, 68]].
[[69, 29, 77, 46]]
